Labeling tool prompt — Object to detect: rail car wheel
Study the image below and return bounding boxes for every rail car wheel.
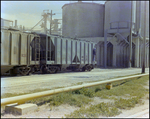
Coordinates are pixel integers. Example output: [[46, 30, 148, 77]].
[[86, 65, 92, 71], [18, 67, 31, 76], [47, 66, 58, 74], [71, 67, 76, 71], [41, 65, 47, 74], [82, 67, 86, 71], [10, 69, 17, 76]]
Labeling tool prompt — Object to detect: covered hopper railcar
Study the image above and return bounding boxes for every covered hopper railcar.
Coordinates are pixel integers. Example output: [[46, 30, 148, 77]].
[[1, 29, 40, 76], [1, 29, 96, 76], [37, 33, 96, 74]]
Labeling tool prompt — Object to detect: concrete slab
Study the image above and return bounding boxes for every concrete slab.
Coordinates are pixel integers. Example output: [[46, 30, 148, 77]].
[[5, 103, 18, 113], [5, 103, 37, 115]]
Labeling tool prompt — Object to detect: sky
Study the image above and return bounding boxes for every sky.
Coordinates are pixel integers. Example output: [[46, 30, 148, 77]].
[[1, 1, 105, 30]]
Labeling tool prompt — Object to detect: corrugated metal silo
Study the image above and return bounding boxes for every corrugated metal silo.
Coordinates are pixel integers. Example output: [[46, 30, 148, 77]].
[[62, 2, 104, 38]]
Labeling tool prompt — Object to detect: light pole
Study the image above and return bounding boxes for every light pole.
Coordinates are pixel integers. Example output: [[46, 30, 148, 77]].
[[49, 10, 55, 35], [104, 29, 107, 68], [129, 1, 132, 67], [142, 1, 147, 73]]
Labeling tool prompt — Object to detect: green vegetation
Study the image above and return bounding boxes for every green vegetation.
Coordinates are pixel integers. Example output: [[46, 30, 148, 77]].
[[114, 97, 144, 110], [72, 87, 95, 98], [50, 93, 92, 107], [94, 76, 148, 99], [66, 75, 149, 117], [65, 95, 145, 118], [27, 91, 92, 107], [2, 75, 149, 118], [66, 102, 121, 118]]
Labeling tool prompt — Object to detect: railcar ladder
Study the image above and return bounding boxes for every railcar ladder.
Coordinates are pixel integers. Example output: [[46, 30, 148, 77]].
[[34, 37, 40, 64], [46, 37, 51, 61], [47, 42, 51, 61]]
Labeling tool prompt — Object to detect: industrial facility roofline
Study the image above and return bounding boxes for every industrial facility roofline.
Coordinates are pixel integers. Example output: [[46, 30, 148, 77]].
[[1, 18, 13, 22], [62, 2, 104, 9]]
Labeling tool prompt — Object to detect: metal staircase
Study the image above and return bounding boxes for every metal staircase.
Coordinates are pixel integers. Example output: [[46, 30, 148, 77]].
[[34, 37, 41, 63]]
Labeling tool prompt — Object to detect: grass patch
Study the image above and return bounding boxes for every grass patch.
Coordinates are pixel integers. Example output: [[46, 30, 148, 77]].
[[2, 75, 148, 118], [72, 87, 95, 98], [27, 75, 148, 106], [50, 93, 92, 107], [65, 102, 121, 118], [66, 75, 149, 118], [27, 91, 92, 107], [114, 97, 144, 110], [94, 75, 149, 98]]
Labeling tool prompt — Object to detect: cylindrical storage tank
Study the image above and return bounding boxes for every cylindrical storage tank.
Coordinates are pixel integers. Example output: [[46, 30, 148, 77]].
[[136, 1, 149, 38], [104, 1, 136, 35], [62, 2, 104, 38]]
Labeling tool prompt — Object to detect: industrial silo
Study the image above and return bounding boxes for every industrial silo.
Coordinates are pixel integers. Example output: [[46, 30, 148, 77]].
[[136, 1, 149, 68], [104, 1, 137, 68], [62, 2, 104, 38], [104, 1, 136, 37], [136, 1, 149, 38]]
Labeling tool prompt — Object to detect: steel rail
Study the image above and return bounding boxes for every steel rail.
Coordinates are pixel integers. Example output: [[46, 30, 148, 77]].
[[1, 73, 149, 106]]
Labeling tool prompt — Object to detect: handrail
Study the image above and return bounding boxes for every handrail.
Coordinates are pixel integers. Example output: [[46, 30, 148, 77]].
[[1, 18, 13, 27], [1, 73, 149, 106], [110, 21, 135, 30]]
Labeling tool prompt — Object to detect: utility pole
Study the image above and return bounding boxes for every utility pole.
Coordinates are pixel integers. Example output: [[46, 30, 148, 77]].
[[129, 1, 133, 67], [49, 10, 55, 35], [42, 10, 49, 34], [142, 1, 147, 73], [104, 29, 107, 68]]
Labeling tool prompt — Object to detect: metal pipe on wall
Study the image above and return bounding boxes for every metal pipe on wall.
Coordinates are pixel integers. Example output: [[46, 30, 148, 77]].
[[129, 1, 133, 67], [142, 1, 147, 73], [104, 29, 107, 68]]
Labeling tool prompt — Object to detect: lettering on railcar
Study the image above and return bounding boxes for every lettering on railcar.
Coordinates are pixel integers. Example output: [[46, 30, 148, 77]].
[[85, 56, 88, 61], [81, 56, 84, 61], [21, 54, 26, 57]]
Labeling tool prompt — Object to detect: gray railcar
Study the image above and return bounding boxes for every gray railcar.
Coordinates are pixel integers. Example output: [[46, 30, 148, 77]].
[[36, 33, 96, 74], [1, 29, 96, 76], [1, 29, 40, 75]]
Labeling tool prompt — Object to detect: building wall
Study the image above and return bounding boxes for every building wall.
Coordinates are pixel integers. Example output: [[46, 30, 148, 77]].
[[79, 37, 149, 68]]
